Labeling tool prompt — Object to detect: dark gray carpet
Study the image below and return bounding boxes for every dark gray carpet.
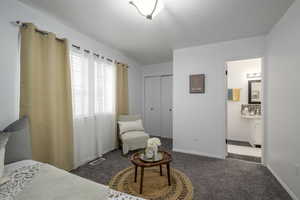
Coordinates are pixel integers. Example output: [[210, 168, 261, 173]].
[[71, 138, 291, 200]]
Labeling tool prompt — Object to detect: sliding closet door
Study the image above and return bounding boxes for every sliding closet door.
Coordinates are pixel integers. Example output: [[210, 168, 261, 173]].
[[144, 76, 161, 136], [161, 76, 173, 138]]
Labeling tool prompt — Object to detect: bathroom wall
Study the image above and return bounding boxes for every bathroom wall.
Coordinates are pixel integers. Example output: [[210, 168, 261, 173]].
[[227, 58, 261, 142]]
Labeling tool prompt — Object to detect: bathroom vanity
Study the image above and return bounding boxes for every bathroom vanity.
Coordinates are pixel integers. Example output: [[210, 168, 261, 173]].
[[241, 104, 262, 147]]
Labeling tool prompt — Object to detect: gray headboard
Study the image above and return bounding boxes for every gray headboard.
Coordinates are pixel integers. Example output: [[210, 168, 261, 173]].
[[3, 117, 32, 164]]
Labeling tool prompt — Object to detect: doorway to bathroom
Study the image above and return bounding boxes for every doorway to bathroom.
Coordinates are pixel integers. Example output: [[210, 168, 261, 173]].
[[225, 58, 263, 163]]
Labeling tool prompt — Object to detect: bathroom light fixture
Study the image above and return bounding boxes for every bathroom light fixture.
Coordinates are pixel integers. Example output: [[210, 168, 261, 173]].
[[247, 73, 261, 79], [129, 0, 164, 20]]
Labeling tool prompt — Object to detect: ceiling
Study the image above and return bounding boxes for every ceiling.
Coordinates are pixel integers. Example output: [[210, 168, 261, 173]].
[[19, 0, 294, 65]]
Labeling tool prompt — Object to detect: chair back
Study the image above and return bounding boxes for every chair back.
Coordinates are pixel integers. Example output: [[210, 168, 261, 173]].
[[117, 115, 143, 148], [118, 114, 142, 122]]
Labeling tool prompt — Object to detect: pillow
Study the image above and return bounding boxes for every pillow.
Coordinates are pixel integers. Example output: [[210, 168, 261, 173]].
[[118, 120, 144, 135], [3, 117, 32, 164], [0, 132, 10, 185]]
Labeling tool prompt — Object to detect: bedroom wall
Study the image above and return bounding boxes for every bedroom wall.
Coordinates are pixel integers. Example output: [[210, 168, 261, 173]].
[[265, 0, 300, 199], [227, 58, 261, 142], [0, 0, 142, 130], [173, 36, 265, 159], [142, 62, 173, 77], [0, 0, 143, 164]]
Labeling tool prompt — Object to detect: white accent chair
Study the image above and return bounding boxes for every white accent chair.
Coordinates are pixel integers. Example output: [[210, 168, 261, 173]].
[[118, 115, 149, 154]]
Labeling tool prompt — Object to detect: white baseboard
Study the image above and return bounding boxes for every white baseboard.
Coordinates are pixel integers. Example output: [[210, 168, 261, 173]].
[[172, 148, 225, 160], [267, 165, 299, 200]]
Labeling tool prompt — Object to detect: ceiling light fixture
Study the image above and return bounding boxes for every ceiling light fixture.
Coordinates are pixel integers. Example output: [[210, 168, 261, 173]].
[[129, 0, 164, 20]]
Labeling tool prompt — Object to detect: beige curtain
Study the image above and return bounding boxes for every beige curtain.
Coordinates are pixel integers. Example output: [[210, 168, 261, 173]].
[[20, 23, 74, 170], [116, 63, 129, 116]]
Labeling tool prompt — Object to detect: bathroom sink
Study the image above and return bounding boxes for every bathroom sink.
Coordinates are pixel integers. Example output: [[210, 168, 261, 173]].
[[241, 115, 261, 119]]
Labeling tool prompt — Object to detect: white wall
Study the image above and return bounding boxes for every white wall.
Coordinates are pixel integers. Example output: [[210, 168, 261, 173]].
[[128, 67, 142, 115], [265, 0, 300, 199], [142, 62, 173, 77], [227, 58, 261, 142], [173, 36, 265, 159], [0, 0, 142, 129]]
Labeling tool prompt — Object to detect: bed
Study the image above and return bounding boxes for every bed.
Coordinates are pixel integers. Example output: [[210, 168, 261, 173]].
[[0, 160, 144, 200]]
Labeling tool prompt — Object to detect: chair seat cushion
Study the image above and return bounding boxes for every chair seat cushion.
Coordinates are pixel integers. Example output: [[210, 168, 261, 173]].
[[121, 131, 149, 154], [121, 131, 149, 143]]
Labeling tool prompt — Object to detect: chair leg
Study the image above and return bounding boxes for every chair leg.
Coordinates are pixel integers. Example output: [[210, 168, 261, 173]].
[[140, 167, 144, 194], [167, 163, 171, 186]]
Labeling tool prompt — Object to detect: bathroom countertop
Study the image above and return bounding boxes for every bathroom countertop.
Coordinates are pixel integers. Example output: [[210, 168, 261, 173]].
[[241, 115, 262, 119]]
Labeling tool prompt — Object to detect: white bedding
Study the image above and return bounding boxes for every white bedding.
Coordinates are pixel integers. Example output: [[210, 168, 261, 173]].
[[1, 160, 144, 200]]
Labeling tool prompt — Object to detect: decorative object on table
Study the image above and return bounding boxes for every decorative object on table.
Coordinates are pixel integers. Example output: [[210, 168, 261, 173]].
[[228, 88, 241, 101], [139, 151, 163, 163], [248, 80, 261, 104], [144, 148, 153, 160], [109, 151, 193, 200], [189, 74, 205, 93], [145, 138, 161, 159]]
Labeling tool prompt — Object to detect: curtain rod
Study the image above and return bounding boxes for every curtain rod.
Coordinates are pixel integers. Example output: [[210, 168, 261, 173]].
[[12, 21, 65, 42], [71, 44, 129, 67], [12, 21, 129, 67], [72, 44, 114, 63]]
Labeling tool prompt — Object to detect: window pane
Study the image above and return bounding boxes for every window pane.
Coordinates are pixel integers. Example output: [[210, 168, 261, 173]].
[[70, 50, 89, 118]]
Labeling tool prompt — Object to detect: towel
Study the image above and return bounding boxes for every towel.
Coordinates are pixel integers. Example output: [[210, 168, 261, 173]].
[[228, 89, 233, 100], [228, 88, 240, 101], [232, 88, 241, 101]]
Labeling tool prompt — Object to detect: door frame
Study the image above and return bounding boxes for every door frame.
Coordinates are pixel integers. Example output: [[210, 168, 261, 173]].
[[143, 74, 173, 138], [224, 57, 266, 165], [160, 75, 173, 139]]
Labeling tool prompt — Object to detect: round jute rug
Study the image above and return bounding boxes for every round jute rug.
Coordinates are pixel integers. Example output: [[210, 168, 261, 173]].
[[109, 166, 193, 200]]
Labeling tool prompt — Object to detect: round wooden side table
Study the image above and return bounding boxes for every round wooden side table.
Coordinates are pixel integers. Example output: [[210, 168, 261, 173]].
[[130, 150, 172, 194]]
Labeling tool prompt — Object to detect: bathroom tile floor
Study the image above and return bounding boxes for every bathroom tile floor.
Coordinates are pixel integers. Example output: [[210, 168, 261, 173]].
[[227, 144, 262, 157]]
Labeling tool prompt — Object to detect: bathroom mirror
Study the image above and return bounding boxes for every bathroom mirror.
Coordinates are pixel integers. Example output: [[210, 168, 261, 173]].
[[248, 80, 261, 104]]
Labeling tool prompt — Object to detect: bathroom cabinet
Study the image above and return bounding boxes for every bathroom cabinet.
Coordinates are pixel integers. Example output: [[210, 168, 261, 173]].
[[241, 115, 262, 147], [250, 119, 262, 147]]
